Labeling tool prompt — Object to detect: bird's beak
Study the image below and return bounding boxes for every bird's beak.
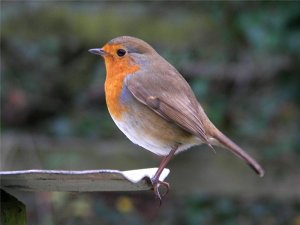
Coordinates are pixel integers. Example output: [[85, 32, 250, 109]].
[[88, 48, 108, 56]]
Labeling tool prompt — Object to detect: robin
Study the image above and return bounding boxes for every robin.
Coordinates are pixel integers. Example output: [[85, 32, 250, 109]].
[[89, 36, 264, 201]]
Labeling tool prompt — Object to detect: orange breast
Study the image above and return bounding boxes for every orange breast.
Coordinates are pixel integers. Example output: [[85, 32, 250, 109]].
[[104, 53, 139, 119]]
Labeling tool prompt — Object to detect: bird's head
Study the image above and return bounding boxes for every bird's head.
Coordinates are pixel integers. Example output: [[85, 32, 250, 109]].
[[89, 36, 158, 75]]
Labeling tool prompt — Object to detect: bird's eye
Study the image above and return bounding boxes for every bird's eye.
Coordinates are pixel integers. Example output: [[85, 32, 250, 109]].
[[117, 49, 126, 57]]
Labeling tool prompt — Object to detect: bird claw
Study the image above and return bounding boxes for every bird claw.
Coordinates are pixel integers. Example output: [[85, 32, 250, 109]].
[[150, 178, 170, 205]]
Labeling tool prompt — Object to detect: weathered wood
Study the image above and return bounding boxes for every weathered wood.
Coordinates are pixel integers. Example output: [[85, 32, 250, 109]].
[[1, 189, 27, 225], [0, 168, 169, 192]]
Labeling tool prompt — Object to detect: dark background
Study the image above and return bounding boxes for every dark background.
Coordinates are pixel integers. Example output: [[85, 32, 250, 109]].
[[1, 2, 300, 225]]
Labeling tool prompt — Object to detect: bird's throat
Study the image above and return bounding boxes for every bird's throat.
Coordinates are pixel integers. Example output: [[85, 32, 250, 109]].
[[104, 59, 139, 120]]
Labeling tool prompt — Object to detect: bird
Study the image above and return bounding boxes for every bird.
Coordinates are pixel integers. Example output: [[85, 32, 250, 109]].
[[89, 36, 264, 201]]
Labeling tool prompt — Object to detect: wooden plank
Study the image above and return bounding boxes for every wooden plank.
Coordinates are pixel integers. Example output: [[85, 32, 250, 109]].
[[0, 168, 169, 192]]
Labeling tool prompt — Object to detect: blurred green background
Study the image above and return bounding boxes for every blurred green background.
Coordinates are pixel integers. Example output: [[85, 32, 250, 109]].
[[1, 2, 300, 225]]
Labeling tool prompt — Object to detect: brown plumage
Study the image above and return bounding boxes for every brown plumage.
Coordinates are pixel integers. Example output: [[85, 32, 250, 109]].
[[89, 36, 264, 202]]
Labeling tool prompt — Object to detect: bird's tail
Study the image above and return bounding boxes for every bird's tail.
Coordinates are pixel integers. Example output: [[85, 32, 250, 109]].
[[211, 128, 264, 177]]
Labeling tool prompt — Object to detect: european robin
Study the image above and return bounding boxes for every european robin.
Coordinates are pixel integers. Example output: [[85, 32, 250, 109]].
[[89, 36, 264, 201]]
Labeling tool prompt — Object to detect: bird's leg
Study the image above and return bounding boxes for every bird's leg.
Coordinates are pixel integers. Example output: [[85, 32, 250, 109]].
[[151, 145, 178, 203]]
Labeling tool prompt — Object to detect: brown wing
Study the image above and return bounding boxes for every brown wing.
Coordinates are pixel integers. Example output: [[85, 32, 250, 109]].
[[125, 65, 208, 143]]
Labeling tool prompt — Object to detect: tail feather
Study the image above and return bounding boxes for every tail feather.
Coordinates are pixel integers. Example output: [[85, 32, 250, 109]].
[[212, 129, 264, 177]]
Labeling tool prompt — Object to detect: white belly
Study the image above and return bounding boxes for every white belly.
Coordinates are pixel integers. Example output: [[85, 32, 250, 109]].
[[111, 115, 201, 156]]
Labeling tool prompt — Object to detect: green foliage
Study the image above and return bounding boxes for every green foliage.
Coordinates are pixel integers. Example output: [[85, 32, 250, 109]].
[[1, 190, 27, 225], [25, 192, 300, 225], [182, 195, 299, 225]]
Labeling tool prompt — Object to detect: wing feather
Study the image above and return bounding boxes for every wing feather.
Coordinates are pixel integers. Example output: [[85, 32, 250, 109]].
[[125, 67, 208, 143]]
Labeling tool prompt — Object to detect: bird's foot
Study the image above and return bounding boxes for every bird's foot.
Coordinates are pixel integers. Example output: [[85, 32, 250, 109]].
[[150, 178, 170, 205]]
